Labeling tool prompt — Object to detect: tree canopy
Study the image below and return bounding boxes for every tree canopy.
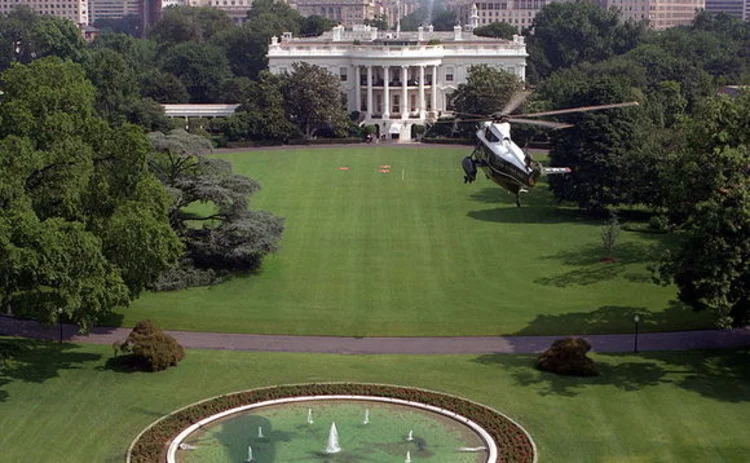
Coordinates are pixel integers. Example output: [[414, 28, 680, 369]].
[[452, 64, 523, 116], [473, 22, 517, 40], [0, 58, 182, 329]]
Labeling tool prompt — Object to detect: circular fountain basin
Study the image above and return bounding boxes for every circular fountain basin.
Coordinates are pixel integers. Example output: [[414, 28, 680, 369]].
[[169, 396, 497, 462]]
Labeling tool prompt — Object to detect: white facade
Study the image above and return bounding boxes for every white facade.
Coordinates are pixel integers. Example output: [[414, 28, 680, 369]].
[[268, 25, 527, 142], [0, 0, 89, 25]]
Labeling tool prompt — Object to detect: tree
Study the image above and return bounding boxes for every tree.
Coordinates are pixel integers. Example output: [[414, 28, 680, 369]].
[[432, 10, 457, 31], [82, 48, 140, 124], [600, 211, 620, 260], [529, 2, 643, 78], [148, 130, 284, 289], [0, 58, 182, 329], [654, 147, 749, 327], [473, 22, 517, 40], [211, 27, 271, 80], [300, 15, 336, 36], [540, 73, 645, 211], [0, 7, 85, 71], [160, 42, 232, 102], [140, 69, 190, 103], [451, 64, 523, 116], [148, 6, 235, 49], [282, 62, 349, 139]]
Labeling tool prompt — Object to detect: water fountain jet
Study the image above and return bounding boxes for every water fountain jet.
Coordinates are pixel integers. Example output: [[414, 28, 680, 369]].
[[258, 426, 264, 439], [246, 445, 253, 462], [325, 422, 342, 454], [407, 430, 414, 441], [307, 408, 314, 424], [363, 409, 370, 425], [405, 450, 412, 462]]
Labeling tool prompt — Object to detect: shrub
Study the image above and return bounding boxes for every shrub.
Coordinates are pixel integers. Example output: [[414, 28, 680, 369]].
[[648, 214, 670, 232], [427, 39, 441, 45], [411, 124, 425, 138], [536, 337, 599, 377], [117, 320, 185, 372]]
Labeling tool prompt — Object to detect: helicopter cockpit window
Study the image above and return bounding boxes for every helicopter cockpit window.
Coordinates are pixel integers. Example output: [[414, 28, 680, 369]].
[[485, 127, 500, 143]]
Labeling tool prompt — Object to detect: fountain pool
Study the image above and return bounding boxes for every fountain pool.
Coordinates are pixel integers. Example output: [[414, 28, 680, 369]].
[[175, 399, 488, 462]]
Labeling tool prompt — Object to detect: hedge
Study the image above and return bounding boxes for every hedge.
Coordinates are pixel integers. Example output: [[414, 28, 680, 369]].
[[127, 383, 536, 462]]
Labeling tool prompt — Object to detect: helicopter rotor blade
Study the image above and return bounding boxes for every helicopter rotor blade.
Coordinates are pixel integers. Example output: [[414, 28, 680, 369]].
[[496, 90, 532, 117], [514, 101, 640, 119], [508, 117, 574, 130]]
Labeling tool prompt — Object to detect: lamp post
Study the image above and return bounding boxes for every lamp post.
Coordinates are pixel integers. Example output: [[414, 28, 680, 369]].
[[58, 308, 64, 344], [633, 314, 640, 353]]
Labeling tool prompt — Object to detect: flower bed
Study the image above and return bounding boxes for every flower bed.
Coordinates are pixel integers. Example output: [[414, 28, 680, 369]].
[[127, 383, 537, 463]]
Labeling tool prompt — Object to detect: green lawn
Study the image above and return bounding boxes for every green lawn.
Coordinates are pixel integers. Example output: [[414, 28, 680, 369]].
[[119, 146, 712, 336], [0, 340, 748, 462]]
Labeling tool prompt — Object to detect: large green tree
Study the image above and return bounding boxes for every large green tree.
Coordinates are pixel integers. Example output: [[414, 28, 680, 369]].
[[451, 64, 523, 116], [148, 6, 234, 49], [540, 73, 646, 211], [282, 62, 349, 139], [160, 42, 232, 102], [0, 58, 182, 329], [529, 1, 643, 79]]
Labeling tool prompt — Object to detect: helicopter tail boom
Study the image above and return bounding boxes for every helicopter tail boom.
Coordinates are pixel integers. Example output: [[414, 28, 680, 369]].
[[542, 167, 572, 175]]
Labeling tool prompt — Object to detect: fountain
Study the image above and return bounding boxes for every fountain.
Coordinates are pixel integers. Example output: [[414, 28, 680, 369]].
[[246, 445, 253, 462], [407, 430, 414, 441], [325, 422, 342, 454], [258, 426, 264, 439], [405, 450, 412, 463], [307, 408, 314, 424], [363, 409, 370, 425]]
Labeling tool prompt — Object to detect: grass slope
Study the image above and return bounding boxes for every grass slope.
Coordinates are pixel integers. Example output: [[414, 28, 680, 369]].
[[121, 146, 712, 336], [0, 341, 748, 462]]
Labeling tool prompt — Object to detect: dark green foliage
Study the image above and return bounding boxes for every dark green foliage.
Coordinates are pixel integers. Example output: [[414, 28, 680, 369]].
[[363, 15, 388, 30], [452, 64, 523, 116], [653, 93, 750, 328], [0, 58, 182, 330], [148, 6, 234, 49], [160, 42, 232, 103], [116, 320, 185, 371], [282, 62, 350, 139], [473, 21, 517, 40], [300, 15, 336, 36], [541, 74, 646, 211], [537, 337, 599, 376], [140, 69, 189, 103], [129, 384, 536, 463], [529, 2, 643, 79], [148, 130, 284, 289]]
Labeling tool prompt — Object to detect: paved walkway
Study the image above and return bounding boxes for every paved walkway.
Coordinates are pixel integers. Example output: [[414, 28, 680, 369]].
[[1, 316, 748, 354]]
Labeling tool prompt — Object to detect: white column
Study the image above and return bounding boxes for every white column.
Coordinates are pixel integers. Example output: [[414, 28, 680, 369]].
[[431, 64, 438, 113], [366, 65, 373, 119], [418, 65, 425, 119], [401, 65, 408, 120], [383, 66, 390, 119], [355, 66, 361, 114]]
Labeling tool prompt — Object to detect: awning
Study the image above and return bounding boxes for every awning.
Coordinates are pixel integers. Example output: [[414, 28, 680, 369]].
[[389, 123, 402, 134]]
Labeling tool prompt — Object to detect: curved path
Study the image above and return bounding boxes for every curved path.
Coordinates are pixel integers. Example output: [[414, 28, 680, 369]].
[[1, 316, 748, 354]]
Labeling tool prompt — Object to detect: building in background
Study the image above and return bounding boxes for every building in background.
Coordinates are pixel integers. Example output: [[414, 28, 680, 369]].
[[288, 0, 375, 26], [597, 0, 705, 29], [268, 24, 527, 141], [0, 0, 90, 25], [159, 0, 252, 24], [705, 0, 746, 19], [455, 1, 557, 33], [90, 0, 140, 22]]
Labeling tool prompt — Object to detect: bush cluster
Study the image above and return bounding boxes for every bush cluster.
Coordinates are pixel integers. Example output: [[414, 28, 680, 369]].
[[128, 383, 536, 462], [536, 337, 599, 377], [115, 320, 185, 372]]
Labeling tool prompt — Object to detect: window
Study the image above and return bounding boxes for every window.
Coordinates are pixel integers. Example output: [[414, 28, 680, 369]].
[[445, 67, 454, 82], [339, 67, 348, 81], [393, 95, 400, 114]]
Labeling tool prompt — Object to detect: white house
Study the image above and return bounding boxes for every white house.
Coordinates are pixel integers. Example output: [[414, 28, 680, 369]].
[[267, 24, 527, 142]]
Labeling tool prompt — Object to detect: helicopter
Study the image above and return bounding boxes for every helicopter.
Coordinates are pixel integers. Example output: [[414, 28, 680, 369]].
[[454, 92, 639, 207]]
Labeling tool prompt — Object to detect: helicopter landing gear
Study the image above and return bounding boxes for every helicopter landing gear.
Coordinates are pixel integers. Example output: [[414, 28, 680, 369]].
[[461, 156, 477, 184], [515, 188, 528, 208]]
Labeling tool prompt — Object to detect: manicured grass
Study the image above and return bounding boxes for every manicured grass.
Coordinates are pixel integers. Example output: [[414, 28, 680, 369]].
[[0, 340, 748, 462], [120, 146, 712, 336]]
